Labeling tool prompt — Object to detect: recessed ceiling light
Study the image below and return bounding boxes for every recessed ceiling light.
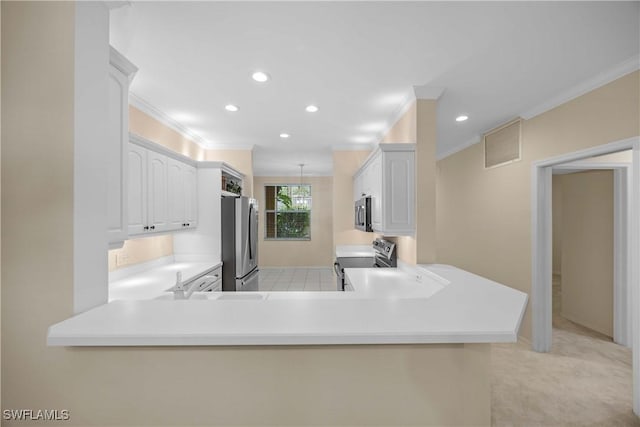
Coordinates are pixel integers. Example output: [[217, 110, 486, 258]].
[[251, 71, 270, 83], [305, 105, 319, 113], [279, 133, 290, 139], [456, 115, 469, 122], [225, 104, 239, 112]]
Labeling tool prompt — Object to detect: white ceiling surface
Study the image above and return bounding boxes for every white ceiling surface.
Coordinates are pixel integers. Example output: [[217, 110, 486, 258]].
[[110, 2, 639, 176]]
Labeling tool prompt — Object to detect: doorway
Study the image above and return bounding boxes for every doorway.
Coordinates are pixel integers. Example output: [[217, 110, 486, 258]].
[[552, 162, 631, 347], [531, 137, 639, 416]]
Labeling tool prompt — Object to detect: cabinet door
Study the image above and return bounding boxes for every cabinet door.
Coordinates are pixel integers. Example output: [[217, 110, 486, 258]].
[[183, 164, 198, 228], [167, 158, 185, 231], [147, 150, 169, 232], [106, 65, 129, 245], [369, 153, 383, 231], [382, 151, 415, 234], [127, 143, 147, 235], [361, 163, 372, 197]]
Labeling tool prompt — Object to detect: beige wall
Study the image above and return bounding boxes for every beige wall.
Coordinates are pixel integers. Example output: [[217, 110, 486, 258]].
[[560, 170, 614, 337], [436, 70, 640, 340], [332, 150, 374, 248], [108, 234, 173, 272], [129, 105, 206, 160], [381, 102, 417, 143], [254, 176, 334, 267]]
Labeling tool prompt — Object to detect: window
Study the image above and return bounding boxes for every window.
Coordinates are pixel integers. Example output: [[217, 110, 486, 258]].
[[264, 185, 311, 240]]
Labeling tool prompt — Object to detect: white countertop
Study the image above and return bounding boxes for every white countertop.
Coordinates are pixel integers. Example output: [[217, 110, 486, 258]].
[[108, 261, 222, 301], [335, 244, 375, 258], [48, 263, 528, 346]]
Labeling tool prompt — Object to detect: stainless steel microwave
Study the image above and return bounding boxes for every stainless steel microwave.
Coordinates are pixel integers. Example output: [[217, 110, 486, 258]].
[[354, 196, 372, 232]]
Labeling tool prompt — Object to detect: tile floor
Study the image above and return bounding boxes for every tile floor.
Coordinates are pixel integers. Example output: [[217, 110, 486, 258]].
[[257, 267, 337, 292]]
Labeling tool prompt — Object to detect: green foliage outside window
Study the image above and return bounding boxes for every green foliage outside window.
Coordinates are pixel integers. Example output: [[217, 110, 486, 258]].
[[265, 185, 311, 240]]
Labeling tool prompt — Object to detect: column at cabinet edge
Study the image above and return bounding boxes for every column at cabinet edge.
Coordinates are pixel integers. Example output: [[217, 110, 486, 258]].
[[107, 47, 137, 248]]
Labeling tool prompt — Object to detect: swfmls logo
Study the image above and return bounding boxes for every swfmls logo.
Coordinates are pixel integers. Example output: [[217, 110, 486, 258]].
[[3, 409, 70, 421]]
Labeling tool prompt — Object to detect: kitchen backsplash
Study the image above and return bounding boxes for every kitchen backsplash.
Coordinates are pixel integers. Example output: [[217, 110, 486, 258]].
[[108, 234, 173, 271]]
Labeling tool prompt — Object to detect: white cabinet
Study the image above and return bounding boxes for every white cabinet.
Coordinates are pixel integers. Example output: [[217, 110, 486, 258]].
[[183, 165, 198, 228], [168, 158, 198, 231], [107, 47, 137, 248], [147, 150, 170, 233], [127, 143, 147, 235], [128, 134, 197, 236], [353, 144, 415, 236]]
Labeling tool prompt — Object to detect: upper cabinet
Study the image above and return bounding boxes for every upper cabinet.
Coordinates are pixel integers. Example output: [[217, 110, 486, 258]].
[[168, 158, 198, 230], [107, 47, 137, 248], [128, 133, 198, 237], [353, 143, 415, 236]]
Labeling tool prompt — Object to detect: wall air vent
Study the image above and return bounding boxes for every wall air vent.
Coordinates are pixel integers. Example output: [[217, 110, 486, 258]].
[[484, 118, 521, 169]]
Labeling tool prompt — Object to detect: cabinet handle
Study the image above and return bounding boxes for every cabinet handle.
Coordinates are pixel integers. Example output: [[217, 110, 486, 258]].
[[187, 223, 190, 227], [143, 226, 149, 230], [150, 225, 155, 230]]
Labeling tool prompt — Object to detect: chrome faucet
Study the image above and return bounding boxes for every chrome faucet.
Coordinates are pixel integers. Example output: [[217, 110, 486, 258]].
[[173, 271, 200, 300]]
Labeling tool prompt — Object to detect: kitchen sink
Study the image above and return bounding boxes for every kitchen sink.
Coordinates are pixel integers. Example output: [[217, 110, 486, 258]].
[[154, 293, 211, 300]]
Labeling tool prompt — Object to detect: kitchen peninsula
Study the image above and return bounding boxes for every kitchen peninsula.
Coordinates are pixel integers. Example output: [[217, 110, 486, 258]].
[[49, 263, 527, 345], [48, 262, 526, 425]]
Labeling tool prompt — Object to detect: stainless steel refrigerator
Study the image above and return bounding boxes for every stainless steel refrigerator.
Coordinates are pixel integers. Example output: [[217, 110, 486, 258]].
[[221, 196, 259, 291]]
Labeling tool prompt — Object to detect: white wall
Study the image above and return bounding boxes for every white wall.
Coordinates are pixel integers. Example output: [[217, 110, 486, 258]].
[[74, 2, 110, 313]]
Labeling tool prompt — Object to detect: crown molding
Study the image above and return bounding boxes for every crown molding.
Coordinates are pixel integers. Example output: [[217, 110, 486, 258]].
[[438, 54, 640, 161], [375, 90, 417, 145], [129, 93, 254, 151], [521, 54, 640, 120], [129, 93, 212, 148]]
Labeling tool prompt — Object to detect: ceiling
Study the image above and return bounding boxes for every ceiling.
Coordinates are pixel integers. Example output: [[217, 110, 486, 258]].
[[110, 1, 639, 176]]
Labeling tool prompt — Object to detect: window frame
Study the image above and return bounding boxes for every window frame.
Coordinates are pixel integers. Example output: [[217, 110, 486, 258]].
[[264, 183, 312, 241]]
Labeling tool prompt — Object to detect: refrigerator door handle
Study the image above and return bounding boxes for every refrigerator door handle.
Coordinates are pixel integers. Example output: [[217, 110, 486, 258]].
[[248, 204, 253, 261]]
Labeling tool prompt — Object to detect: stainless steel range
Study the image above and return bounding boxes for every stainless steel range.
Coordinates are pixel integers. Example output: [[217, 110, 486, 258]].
[[333, 238, 397, 291]]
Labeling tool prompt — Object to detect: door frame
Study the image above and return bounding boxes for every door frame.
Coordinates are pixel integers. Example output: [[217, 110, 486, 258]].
[[552, 162, 631, 347], [531, 136, 639, 416]]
